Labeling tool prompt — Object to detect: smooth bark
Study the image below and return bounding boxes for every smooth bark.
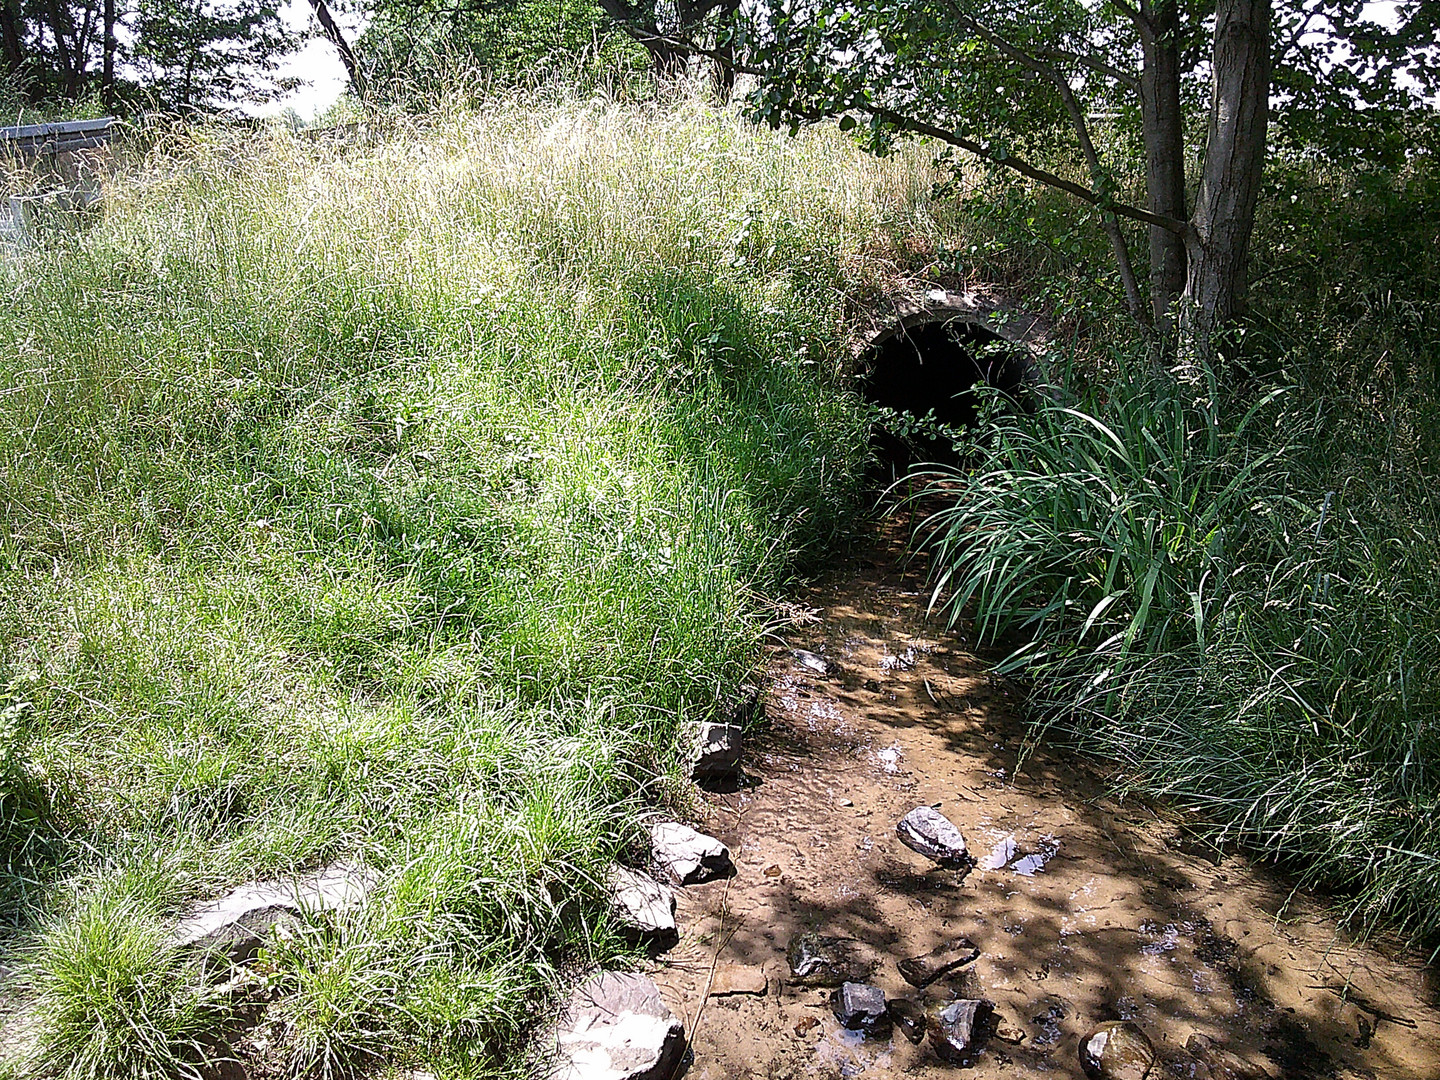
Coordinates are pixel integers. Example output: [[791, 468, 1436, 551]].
[[1138, 0, 1188, 332], [1182, 0, 1272, 359]]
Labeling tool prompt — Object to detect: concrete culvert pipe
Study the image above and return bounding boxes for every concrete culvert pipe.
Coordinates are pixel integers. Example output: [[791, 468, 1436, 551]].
[[860, 305, 1041, 469]]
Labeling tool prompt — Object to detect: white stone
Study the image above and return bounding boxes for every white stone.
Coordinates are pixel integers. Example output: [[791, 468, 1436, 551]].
[[550, 971, 685, 1080], [792, 648, 833, 675], [173, 863, 376, 962], [648, 822, 733, 886], [689, 720, 741, 781], [896, 806, 972, 869], [605, 865, 676, 939]]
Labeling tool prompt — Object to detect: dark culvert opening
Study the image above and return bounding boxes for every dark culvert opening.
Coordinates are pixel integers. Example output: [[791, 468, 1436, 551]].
[[860, 317, 1032, 472]]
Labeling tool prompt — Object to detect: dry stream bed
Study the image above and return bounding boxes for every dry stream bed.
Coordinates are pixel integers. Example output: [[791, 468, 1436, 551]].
[[643, 540, 1440, 1080]]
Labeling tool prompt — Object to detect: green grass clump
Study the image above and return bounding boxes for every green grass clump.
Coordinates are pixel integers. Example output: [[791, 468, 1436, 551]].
[[918, 357, 1440, 942], [0, 88, 939, 1076]]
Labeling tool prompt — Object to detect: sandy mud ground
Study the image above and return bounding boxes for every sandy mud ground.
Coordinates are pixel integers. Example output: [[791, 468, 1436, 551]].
[[649, 540, 1440, 1079]]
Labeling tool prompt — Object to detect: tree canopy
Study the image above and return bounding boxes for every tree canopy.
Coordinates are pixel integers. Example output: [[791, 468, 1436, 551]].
[[718, 0, 1440, 346], [0, 0, 296, 112]]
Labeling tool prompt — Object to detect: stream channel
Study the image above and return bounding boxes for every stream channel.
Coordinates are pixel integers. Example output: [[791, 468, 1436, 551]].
[[648, 529, 1440, 1079]]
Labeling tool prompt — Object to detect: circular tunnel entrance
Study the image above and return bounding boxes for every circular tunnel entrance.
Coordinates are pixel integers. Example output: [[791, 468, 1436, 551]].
[[860, 316, 1032, 470]]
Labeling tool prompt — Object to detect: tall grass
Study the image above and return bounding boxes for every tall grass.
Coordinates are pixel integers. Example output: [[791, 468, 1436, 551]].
[[917, 356, 1440, 942], [0, 88, 940, 1077]]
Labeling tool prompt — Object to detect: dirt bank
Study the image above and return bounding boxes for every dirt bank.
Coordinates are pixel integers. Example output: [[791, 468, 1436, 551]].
[[649, 538, 1440, 1079]]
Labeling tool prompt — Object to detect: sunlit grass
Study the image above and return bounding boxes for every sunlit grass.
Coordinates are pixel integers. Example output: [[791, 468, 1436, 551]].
[[0, 85, 947, 1076]]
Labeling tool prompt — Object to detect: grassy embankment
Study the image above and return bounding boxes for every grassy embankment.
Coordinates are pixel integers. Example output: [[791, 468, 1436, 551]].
[[4, 74, 1437, 1080], [0, 92, 941, 1077], [917, 157, 1440, 946]]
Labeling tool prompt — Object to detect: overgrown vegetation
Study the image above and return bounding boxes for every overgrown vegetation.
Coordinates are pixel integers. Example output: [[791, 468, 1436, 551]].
[[4, 40, 1439, 1076], [0, 90, 940, 1077], [917, 152, 1440, 945]]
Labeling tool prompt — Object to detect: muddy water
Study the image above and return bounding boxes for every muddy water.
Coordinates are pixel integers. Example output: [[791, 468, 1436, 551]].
[[650, 542, 1440, 1079]]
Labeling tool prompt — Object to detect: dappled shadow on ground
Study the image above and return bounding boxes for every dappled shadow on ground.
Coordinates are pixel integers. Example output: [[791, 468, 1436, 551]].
[[652, 532, 1440, 1080]]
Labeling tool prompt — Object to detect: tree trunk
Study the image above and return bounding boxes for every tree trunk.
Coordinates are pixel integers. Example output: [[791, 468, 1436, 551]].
[[43, 0, 78, 97], [1180, 0, 1272, 363], [597, 0, 685, 78], [101, 0, 114, 110], [1138, 0, 1188, 334], [0, 0, 24, 87], [709, 0, 738, 101], [307, 0, 366, 102]]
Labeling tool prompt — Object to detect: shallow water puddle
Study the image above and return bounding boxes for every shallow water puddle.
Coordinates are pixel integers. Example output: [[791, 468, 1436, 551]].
[[651, 536, 1440, 1079]]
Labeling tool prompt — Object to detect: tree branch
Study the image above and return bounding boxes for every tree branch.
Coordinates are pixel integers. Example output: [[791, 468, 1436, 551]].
[[601, 12, 1188, 238], [595, 0, 680, 59], [308, 0, 367, 100], [1275, 0, 1327, 67], [870, 106, 1187, 234], [1108, 0, 1151, 34], [938, 2, 1152, 323], [1034, 46, 1140, 90]]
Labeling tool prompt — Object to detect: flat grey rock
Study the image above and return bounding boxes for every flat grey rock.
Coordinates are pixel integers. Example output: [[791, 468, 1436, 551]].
[[605, 865, 677, 940], [896, 806, 972, 869], [173, 863, 376, 964], [551, 970, 685, 1080], [830, 981, 889, 1035], [690, 720, 741, 781], [791, 649, 834, 675], [648, 821, 733, 885]]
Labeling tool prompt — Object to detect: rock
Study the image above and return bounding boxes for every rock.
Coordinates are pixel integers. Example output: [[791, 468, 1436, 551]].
[[887, 999, 927, 1044], [709, 963, 767, 996], [648, 822, 734, 886], [897, 936, 980, 988], [605, 866, 676, 943], [896, 806, 973, 869], [293, 863, 377, 910], [928, 998, 995, 1063], [551, 970, 685, 1080], [173, 863, 376, 964], [830, 982, 889, 1035], [792, 649, 835, 675], [690, 720, 742, 782], [1185, 1034, 1274, 1080], [1079, 1021, 1155, 1080], [785, 931, 874, 987], [994, 1018, 1027, 1044], [174, 884, 300, 962]]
